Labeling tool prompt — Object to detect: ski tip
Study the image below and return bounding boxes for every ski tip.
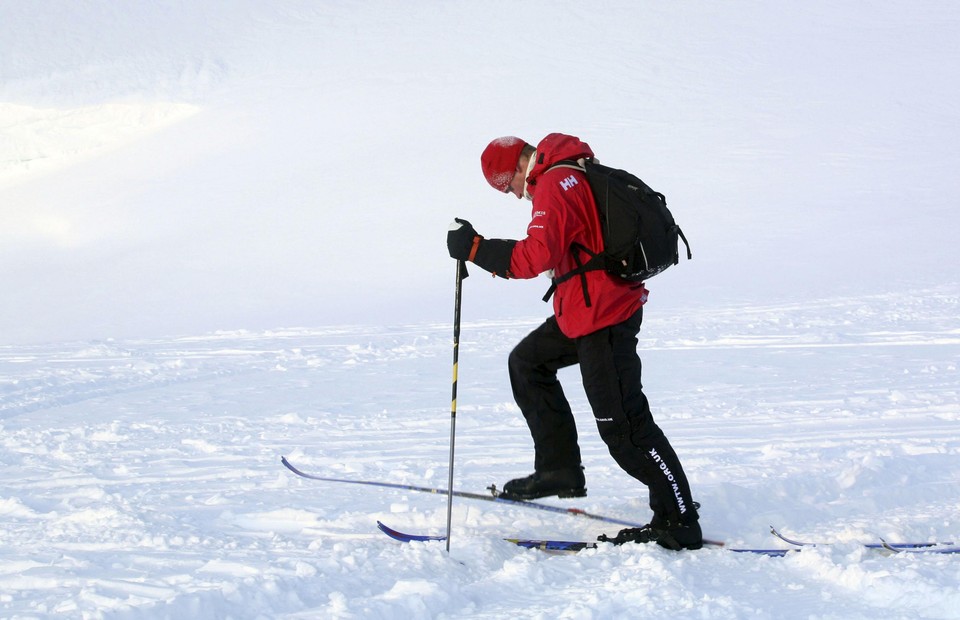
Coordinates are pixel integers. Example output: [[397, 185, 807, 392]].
[[377, 521, 447, 543], [280, 455, 300, 475]]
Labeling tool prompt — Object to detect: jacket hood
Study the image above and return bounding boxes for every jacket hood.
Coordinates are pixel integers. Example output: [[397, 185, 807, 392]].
[[526, 133, 595, 194]]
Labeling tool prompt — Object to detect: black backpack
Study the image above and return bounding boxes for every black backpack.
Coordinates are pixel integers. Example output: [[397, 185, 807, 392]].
[[543, 159, 692, 306]]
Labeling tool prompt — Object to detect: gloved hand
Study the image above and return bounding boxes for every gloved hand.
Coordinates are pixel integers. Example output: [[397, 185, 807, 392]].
[[447, 218, 482, 261], [447, 218, 517, 278]]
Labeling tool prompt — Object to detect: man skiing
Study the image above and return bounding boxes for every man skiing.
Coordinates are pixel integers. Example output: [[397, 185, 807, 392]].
[[446, 133, 701, 550]]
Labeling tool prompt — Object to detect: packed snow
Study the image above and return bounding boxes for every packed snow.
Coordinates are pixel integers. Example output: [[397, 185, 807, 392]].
[[2, 2, 959, 619]]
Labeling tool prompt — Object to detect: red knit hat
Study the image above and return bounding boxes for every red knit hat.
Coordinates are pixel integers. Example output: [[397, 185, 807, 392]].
[[481, 136, 528, 191]]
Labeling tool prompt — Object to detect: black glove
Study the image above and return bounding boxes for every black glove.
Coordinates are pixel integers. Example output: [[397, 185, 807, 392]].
[[447, 218, 480, 261], [447, 218, 517, 278], [474, 238, 517, 278]]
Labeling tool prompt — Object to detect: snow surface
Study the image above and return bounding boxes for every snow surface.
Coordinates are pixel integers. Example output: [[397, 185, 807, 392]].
[[2, 1, 959, 618]]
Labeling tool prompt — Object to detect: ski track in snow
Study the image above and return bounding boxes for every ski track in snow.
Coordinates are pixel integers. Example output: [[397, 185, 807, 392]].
[[1, 291, 959, 619]]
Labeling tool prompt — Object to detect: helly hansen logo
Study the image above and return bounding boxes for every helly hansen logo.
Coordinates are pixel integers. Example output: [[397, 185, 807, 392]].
[[559, 175, 578, 191]]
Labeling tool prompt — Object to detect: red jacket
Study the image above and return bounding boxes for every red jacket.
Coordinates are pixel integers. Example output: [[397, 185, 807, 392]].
[[509, 133, 648, 338]]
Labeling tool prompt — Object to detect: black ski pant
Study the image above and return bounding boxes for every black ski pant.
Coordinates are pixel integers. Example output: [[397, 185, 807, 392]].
[[507, 308, 698, 525]]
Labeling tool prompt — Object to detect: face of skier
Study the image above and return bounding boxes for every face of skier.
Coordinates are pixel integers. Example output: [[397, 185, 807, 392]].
[[505, 152, 531, 200]]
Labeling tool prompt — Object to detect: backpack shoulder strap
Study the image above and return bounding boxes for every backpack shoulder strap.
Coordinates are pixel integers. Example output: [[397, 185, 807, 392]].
[[547, 158, 590, 173], [539, 158, 607, 306]]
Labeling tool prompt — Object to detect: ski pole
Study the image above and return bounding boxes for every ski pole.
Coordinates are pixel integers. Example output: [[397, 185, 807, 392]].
[[445, 259, 468, 552]]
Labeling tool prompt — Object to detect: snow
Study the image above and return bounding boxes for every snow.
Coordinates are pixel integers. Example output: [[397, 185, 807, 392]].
[[1, 1, 959, 618]]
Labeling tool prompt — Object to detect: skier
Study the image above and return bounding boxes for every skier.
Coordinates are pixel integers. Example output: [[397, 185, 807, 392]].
[[446, 133, 701, 550]]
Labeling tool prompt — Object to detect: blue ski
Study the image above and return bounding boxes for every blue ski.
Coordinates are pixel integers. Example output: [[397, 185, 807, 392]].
[[376, 521, 791, 556]]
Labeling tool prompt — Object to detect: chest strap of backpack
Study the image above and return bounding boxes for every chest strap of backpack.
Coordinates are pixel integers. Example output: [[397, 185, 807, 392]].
[[541, 243, 603, 307]]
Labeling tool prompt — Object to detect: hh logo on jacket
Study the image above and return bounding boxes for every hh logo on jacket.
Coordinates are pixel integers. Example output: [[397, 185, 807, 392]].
[[559, 175, 578, 191]]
